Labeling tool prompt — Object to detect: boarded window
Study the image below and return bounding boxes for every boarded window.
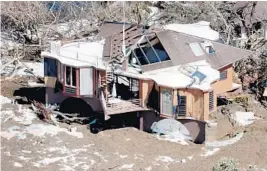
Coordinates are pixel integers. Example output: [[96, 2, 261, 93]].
[[178, 96, 186, 116], [209, 91, 214, 111], [220, 70, 227, 80], [44, 57, 57, 77], [161, 89, 173, 115]]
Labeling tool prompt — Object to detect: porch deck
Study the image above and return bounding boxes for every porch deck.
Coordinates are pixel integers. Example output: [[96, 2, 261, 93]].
[[104, 98, 148, 115]]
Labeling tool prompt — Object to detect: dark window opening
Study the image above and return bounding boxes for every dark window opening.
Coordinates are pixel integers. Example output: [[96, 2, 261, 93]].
[[147, 84, 160, 112], [220, 70, 227, 80], [206, 46, 215, 54], [177, 95, 186, 116], [65, 66, 77, 87], [209, 91, 214, 111], [114, 75, 140, 100], [132, 40, 170, 66], [44, 57, 57, 77], [66, 66, 71, 85], [72, 68, 77, 86]]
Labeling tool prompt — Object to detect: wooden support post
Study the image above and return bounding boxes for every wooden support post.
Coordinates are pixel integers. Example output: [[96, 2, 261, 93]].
[[45, 87, 48, 108], [138, 112, 144, 131]]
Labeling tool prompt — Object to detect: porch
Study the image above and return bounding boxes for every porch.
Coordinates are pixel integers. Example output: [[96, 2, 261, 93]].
[[101, 95, 148, 115]]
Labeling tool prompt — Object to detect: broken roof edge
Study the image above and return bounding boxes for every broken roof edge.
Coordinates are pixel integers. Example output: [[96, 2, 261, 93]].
[[158, 30, 253, 55], [156, 30, 254, 69]]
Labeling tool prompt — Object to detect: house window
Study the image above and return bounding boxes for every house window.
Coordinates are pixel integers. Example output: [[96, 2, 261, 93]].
[[57, 62, 64, 83], [44, 57, 57, 77], [133, 40, 170, 66], [209, 91, 214, 111], [220, 70, 227, 80], [161, 89, 173, 115], [65, 66, 77, 87], [178, 96, 186, 116]]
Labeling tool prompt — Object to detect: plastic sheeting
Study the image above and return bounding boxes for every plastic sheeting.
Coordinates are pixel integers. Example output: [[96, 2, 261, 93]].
[[151, 119, 192, 141]]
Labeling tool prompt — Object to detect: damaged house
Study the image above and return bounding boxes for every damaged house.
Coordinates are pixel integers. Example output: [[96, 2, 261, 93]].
[[41, 21, 252, 142]]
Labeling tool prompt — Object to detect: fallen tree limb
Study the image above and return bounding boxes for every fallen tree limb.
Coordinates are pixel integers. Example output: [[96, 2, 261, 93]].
[[32, 101, 88, 125]]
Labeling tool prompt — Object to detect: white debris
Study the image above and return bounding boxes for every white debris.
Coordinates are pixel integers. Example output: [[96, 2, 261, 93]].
[[231, 112, 256, 126], [205, 132, 244, 147], [156, 134, 189, 145], [206, 120, 218, 127], [0, 126, 26, 140], [201, 148, 220, 157], [119, 164, 134, 170], [26, 124, 84, 138], [0, 110, 15, 123], [21, 150, 32, 154], [164, 21, 220, 41], [156, 156, 174, 163], [187, 156, 194, 160], [13, 106, 37, 125], [16, 62, 44, 77], [120, 155, 128, 159], [1, 124, 84, 140], [0, 95, 11, 104], [14, 162, 23, 167], [28, 81, 44, 87], [145, 166, 152, 171]]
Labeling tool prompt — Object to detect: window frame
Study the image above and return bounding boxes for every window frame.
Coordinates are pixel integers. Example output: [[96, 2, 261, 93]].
[[220, 70, 228, 80], [177, 95, 187, 116], [57, 61, 64, 83], [65, 65, 77, 88], [161, 88, 173, 115]]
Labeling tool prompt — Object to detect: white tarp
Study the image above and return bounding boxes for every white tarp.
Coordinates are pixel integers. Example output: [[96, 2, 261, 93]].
[[151, 119, 192, 142], [231, 111, 256, 126], [164, 21, 220, 41]]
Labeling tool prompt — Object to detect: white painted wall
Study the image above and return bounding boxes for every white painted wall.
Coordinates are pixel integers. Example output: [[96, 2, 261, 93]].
[[80, 68, 93, 96]]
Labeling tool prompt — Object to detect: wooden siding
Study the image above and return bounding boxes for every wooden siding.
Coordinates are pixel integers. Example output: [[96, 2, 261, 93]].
[[212, 65, 234, 94], [141, 80, 154, 107], [177, 89, 205, 120]]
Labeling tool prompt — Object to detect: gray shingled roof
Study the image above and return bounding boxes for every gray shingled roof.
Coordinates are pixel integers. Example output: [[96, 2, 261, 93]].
[[155, 30, 253, 70]]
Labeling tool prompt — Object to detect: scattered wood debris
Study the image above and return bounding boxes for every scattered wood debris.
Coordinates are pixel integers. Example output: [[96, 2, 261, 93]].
[[31, 101, 88, 125]]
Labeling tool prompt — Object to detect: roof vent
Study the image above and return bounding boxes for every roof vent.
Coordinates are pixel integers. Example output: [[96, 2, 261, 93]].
[[201, 41, 215, 54]]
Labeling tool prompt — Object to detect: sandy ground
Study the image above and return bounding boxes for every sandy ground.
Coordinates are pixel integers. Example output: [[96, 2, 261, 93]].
[[1, 78, 267, 171]]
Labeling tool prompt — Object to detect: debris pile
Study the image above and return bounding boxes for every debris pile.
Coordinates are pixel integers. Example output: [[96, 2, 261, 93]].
[[32, 101, 88, 125]]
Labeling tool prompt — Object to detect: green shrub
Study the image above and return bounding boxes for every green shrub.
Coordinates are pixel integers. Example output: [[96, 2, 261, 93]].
[[213, 157, 239, 171]]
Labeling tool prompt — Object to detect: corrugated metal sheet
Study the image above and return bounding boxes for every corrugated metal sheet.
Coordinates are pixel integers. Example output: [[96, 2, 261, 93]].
[[80, 68, 93, 96]]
